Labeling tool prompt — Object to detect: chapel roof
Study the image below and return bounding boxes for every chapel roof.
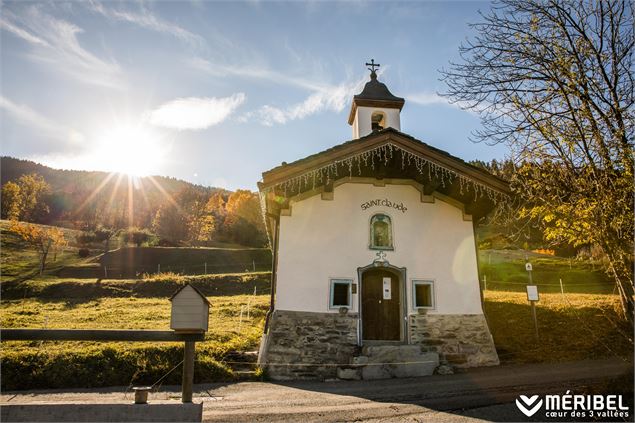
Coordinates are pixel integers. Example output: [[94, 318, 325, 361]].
[[260, 127, 509, 194], [354, 72, 405, 103], [347, 71, 405, 124]]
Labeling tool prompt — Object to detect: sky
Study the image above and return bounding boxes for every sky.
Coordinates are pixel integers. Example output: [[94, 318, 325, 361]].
[[0, 1, 508, 191]]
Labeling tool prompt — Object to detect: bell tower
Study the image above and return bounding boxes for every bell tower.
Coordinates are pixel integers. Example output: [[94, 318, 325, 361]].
[[348, 60, 405, 139]]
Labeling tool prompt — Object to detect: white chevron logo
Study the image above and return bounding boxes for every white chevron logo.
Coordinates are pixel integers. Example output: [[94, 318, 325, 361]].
[[515, 395, 543, 417]]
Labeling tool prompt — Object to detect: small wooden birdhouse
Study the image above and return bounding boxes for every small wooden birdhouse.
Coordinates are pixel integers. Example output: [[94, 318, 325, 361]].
[[169, 283, 211, 332]]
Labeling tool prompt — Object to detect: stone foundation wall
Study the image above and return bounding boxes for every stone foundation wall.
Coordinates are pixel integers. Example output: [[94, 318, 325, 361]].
[[262, 310, 359, 380], [409, 314, 499, 368]]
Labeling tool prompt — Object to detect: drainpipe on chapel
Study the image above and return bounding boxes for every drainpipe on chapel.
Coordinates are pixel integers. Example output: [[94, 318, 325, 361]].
[[263, 212, 280, 333]]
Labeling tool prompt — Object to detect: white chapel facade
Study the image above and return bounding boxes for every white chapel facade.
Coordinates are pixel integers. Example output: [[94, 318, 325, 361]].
[[257, 63, 508, 380]]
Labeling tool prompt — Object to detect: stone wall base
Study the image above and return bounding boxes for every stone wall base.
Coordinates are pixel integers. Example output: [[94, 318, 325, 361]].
[[409, 314, 499, 368], [261, 311, 499, 380], [263, 310, 359, 380]]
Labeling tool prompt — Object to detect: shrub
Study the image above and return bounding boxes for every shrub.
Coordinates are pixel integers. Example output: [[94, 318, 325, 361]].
[[78, 248, 90, 258]]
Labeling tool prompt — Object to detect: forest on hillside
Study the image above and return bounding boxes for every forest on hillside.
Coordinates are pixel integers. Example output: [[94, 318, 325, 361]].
[[0, 157, 267, 247]]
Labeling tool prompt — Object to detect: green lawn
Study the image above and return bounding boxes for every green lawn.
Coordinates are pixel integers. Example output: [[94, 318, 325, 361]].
[[478, 249, 614, 293], [1, 274, 270, 391]]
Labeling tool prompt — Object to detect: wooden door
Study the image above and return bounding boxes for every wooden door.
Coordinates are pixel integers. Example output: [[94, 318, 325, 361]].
[[361, 269, 401, 341]]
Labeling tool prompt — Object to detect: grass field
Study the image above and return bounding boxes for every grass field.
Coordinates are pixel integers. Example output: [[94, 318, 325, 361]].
[[0, 220, 90, 281], [1, 273, 271, 390], [484, 290, 632, 364], [479, 249, 614, 293]]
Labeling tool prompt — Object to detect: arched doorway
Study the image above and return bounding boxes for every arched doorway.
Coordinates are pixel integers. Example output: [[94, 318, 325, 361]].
[[359, 265, 405, 342]]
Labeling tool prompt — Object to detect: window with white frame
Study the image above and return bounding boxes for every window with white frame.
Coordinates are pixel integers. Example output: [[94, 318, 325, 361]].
[[329, 279, 352, 309], [412, 280, 435, 309]]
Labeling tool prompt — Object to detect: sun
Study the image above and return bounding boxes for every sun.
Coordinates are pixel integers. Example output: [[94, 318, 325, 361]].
[[94, 125, 166, 177]]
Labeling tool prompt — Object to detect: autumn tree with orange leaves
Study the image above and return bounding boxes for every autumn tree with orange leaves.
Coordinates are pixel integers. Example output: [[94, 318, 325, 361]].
[[10, 221, 66, 275]]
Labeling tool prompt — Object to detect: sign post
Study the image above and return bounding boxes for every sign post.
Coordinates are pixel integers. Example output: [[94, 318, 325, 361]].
[[525, 261, 539, 340]]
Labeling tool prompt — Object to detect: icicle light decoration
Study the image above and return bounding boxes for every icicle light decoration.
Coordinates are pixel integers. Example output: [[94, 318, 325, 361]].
[[262, 143, 507, 202]]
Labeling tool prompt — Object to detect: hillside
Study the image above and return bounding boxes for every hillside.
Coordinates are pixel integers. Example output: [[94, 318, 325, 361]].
[[0, 156, 217, 196], [1, 157, 225, 229]]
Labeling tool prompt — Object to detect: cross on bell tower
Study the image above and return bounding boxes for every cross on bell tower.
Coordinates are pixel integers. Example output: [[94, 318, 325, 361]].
[[366, 59, 380, 79], [348, 60, 405, 139]]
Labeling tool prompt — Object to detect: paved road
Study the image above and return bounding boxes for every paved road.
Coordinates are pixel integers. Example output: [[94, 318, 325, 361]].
[[196, 358, 630, 422], [1, 358, 630, 422]]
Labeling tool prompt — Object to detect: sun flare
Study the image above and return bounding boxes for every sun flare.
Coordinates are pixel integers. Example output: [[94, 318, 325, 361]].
[[94, 125, 166, 177]]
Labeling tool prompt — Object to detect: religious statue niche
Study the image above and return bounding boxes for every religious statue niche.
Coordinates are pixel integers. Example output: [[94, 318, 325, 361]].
[[370, 214, 393, 250]]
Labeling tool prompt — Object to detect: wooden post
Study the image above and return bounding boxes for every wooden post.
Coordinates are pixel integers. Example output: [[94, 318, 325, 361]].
[[559, 278, 565, 298], [158, 263, 161, 274], [182, 341, 195, 403], [530, 301, 539, 340], [204, 262, 207, 274]]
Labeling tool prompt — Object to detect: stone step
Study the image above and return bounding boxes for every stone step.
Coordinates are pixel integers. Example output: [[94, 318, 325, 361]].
[[339, 344, 440, 380], [223, 350, 259, 363], [361, 344, 423, 360], [233, 370, 259, 381], [223, 350, 260, 380]]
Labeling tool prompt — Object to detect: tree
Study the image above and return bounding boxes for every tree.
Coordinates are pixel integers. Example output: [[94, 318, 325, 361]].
[[223, 190, 267, 246], [226, 190, 263, 228], [152, 203, 189, 244], [121, 227, 154, 247], [1, 174, 51, 222], [15, 173, 51, 222], [441, 0, 634, 321], [93, 227, 117, 253], [1, 181, 21, 220], [10, 221, 66, 275]]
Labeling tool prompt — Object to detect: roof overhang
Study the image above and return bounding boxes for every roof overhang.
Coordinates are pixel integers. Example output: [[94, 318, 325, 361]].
[[258, 128, 511, 242]]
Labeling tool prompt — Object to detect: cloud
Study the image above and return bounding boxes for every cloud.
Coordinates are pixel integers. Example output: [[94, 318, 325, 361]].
[[0, 6, 123, 88], [408, 92, 451, 106], [409, 91, 479, 115], [86, 1, 204, 48], [189, 57, 325, 91], [0, 96, 84, 145], [242, 75, 367, 126], [145, 94, 246, 130], [0, 18, 49, 46], [191, 58, 371, 126], [247, 83, 354, 126]]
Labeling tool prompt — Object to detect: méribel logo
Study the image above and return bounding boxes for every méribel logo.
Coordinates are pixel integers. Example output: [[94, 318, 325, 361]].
[[516, 395, 544, 417]]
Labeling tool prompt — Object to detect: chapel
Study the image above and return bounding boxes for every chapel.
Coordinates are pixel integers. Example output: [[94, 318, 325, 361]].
[[257, 62, 508, 380]]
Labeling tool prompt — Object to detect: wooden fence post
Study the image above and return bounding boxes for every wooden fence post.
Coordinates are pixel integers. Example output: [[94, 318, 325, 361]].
[[182, 341, 195, 403]]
